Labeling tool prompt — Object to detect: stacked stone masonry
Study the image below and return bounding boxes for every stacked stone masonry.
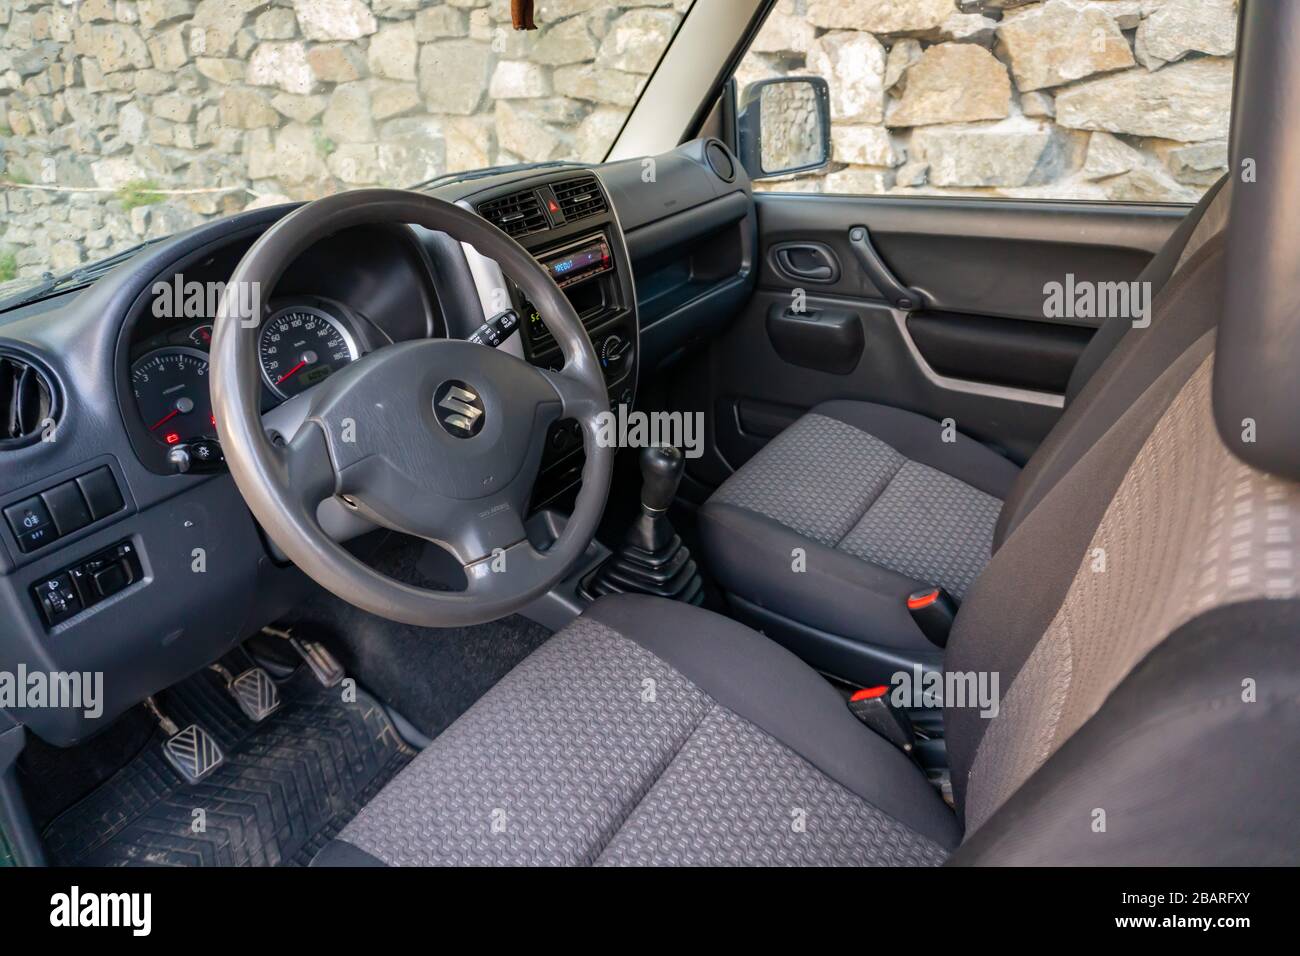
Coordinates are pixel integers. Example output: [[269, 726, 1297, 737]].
[[742, 0, 1235, 200], [0, 0, 689, 286], [0, 0, 1235, 288]]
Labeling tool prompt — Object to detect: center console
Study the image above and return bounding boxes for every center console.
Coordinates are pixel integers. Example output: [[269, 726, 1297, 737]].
[[458, 169, 640, 512]]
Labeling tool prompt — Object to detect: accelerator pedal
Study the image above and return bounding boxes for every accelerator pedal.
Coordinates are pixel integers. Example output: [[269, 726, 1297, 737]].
[[262, 626, 345, 688], [211, 663, 281, 722], [145, 696, 224, 785]]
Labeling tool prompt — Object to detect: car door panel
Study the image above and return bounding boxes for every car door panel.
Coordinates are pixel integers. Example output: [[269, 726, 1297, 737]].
[[678, 193, 1190, 492], [754, 193, 1183, 318]]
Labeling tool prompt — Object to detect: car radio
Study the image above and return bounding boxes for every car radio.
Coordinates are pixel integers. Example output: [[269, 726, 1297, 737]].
[[540, 234, 613, 289]]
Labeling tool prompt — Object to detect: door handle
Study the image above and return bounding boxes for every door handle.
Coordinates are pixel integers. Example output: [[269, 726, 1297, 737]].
[[848, 225, 927, 311], [771, 242, 840, 283]]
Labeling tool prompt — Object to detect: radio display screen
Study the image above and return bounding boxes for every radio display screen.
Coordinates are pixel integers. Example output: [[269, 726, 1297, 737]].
[[545, 242, 609, 280]]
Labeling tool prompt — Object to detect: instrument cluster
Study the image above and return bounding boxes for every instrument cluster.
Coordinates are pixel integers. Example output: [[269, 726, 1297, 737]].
[[129, 298, 366, 454]]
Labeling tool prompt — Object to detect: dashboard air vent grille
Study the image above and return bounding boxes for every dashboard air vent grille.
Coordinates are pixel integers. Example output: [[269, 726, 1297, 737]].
[[478, 189, 548, 239], [552, 176, 607, 221], [0, 350, 57, 448]]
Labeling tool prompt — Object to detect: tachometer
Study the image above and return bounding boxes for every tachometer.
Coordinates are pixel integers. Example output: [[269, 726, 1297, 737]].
[[258, 305, 359, 400], [131, 347, 215, 446]]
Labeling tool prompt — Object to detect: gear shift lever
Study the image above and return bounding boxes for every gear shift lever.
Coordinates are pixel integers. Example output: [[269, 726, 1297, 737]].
[[627, 446, 684, 552], [582, 445, 704, 605], [640, 445, 683, 511]]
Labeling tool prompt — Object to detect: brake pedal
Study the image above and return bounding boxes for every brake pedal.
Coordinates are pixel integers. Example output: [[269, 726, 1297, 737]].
[[262, 626, 344, 688], [145, 697, 224, 785], [211, 663, 281, 722]]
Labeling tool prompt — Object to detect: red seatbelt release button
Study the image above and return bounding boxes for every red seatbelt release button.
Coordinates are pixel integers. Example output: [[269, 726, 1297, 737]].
[[907, 586, 957, 648], [847, 685, 914, 753]]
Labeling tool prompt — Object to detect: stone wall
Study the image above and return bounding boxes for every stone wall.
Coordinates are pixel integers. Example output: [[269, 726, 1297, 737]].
[[0, 0, 688, 287], [740, 0, 1236, 201], [0, 0, 1238, 290]]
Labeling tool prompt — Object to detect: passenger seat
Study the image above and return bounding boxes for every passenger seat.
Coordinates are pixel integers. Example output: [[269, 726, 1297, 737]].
[[699, 176, 1231, 683]]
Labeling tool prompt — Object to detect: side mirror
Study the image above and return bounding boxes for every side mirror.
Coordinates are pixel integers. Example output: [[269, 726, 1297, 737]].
[[736, 76, 831, 181]]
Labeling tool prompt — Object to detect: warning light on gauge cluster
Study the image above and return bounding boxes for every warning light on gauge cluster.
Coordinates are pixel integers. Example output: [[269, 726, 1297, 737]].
[[165, 432, 181, 445]]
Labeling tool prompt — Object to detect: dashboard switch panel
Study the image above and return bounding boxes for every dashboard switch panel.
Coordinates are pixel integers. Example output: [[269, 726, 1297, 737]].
[[4, 495, 55, 553], [4, 466, 125, 555], [33, 539, 142, 627], [33, 572, 81, 625], [41, 481, 92, 535], [76, 467, 125, 521]]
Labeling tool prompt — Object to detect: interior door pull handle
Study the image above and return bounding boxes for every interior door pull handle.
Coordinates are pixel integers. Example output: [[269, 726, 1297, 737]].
[[848, 225, 927, 311], [784, 258, 832, 280], [772, 243, 839, 283]]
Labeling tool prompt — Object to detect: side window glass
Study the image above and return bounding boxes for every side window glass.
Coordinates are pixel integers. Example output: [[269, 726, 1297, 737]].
[[734, 0, 1237, 201]]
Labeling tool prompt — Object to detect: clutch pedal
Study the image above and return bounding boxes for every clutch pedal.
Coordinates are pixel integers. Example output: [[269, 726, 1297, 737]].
[[145, 697, 224, 785], [211, 663, 281, 722]]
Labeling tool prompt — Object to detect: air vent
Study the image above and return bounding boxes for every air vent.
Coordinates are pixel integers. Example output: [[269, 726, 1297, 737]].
[[0, 349, 58, 448], [478, 189, 549, 239], [552, 176, 608, 221], [706, 141, 736, 182]]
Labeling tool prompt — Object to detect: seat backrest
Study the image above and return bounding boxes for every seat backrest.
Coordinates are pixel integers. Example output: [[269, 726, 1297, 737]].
[[993, 176, 1233, 549], [1062, 174, 1230, 405], [942, 227, 1300, 862]]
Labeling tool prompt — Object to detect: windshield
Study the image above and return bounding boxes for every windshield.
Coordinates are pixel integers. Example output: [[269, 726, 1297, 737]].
[[0, 1, 690, 300]]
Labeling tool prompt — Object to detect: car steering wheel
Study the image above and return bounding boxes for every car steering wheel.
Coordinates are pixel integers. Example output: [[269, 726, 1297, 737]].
[[210, 189, 612, 627]]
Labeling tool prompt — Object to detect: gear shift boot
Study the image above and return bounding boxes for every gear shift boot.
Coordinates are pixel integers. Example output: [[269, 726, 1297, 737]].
[[581, 446, 704, 605]]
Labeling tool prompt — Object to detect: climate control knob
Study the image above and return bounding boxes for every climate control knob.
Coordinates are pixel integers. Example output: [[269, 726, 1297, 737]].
[[599, 334, 632, 375]]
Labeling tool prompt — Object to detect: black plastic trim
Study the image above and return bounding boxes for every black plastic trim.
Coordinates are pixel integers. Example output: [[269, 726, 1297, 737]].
[[765, 303, 864, 375], [728, 593, 942, 688], [624, 191, 752, 264], [906, 311, 1094, 394]]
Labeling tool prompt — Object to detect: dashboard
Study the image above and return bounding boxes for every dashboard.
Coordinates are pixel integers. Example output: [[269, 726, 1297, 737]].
[[0, 138, 756, 746]]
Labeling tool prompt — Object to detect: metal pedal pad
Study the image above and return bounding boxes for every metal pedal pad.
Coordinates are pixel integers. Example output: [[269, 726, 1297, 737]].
[[228, 667, 281, 722], [162, 723, 224, 785], [289, 637, 345, 688]]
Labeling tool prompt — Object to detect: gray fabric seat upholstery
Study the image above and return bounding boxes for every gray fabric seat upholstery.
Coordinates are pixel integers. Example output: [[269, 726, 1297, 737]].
[[312, 200, 1300, 864], [698, 177, 1232, 678], [315, 594, 958, 867], [700, 401, 1018, 658]]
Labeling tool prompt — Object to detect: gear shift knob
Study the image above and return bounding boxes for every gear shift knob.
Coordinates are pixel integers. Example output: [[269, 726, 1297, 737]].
[[640, 445, 684, 513]]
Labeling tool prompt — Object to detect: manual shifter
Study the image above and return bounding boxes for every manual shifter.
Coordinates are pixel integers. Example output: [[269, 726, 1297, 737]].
[[582, 445, 704, 604]]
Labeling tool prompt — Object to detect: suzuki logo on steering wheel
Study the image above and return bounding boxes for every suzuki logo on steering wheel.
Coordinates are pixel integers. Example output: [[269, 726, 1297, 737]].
[[434, 381, 486, 438]]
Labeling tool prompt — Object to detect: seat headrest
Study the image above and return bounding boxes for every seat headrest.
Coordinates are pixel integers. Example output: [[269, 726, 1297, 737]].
[[1213, 3, 1300, 482]]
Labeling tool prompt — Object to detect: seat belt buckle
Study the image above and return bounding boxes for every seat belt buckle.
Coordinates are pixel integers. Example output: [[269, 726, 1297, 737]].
[[907, 586, 957, 648], [847, 686, 915, 754]]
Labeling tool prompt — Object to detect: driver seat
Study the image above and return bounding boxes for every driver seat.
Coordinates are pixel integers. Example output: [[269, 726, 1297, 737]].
[[311, 199, 1300, 868]]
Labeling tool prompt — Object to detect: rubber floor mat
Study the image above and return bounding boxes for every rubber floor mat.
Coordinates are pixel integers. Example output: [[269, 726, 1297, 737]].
[[42, 665, 414, 867]]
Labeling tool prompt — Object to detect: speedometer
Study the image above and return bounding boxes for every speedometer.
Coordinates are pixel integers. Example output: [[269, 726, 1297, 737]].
[[131, 347, 215, 446], [258, 306, 359, 400]]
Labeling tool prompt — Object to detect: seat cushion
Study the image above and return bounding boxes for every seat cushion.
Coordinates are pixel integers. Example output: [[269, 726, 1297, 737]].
[[313, 595, 958, 867], [699, 401, 1018, 656]]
